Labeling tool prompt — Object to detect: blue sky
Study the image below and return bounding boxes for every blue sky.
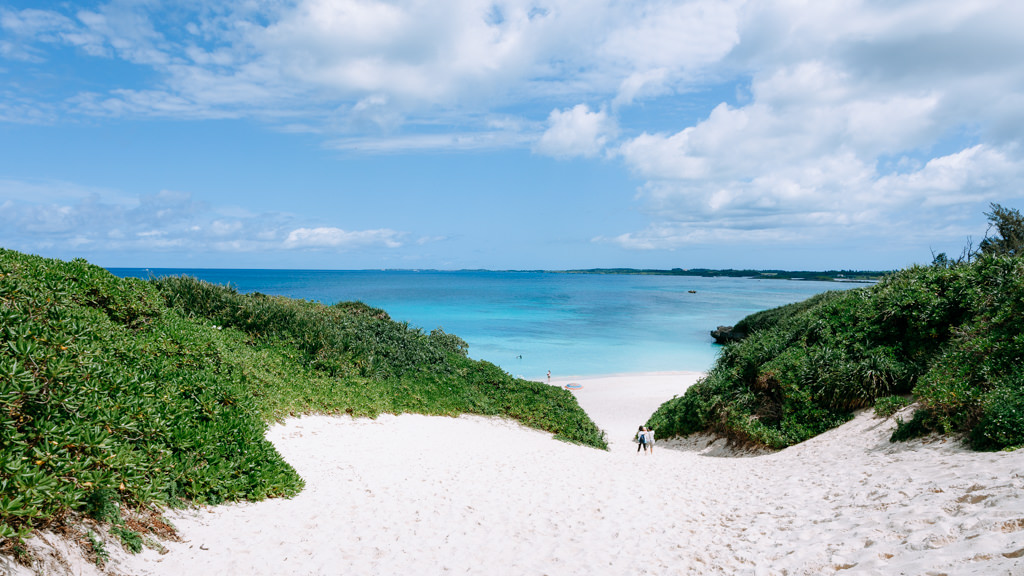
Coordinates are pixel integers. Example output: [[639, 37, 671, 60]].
[[2, 0, 1023, 270]]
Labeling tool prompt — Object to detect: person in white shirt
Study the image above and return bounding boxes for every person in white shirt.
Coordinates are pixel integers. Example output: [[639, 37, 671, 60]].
[[636, 426, 655, 454]]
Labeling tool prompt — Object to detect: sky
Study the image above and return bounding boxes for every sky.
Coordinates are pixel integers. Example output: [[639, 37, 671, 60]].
[[2, 0, 1023, 271]]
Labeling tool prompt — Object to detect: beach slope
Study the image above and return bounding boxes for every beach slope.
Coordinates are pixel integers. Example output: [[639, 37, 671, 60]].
[[29, 372, 1024, 575]]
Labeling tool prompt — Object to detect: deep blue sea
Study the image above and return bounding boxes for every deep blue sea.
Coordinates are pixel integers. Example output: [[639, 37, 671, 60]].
[[108, 269, 863, 380]]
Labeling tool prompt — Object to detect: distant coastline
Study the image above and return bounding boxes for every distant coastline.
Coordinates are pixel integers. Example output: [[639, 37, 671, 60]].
[[111, 266, 887, 283], [553, 268, 888, 283]]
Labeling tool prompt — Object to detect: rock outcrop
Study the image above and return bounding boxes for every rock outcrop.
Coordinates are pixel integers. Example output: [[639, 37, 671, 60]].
[[710, 325, 746, 344]]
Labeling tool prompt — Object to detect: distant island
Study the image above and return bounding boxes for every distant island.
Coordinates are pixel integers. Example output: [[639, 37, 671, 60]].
[[554, 268, 888, 282]]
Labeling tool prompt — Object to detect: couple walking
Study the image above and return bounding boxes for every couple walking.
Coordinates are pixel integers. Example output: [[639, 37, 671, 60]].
[[636, 425, 655, 454]]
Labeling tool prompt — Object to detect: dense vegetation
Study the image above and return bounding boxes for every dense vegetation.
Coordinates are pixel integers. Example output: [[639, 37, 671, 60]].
[[648, 206, 1024, 452], [0, 249, 605, 555]]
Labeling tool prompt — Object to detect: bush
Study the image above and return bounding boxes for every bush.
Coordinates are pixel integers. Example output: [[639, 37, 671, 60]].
[[151, 273, 604, 448], [0, 248, 607, 548], [649, 252, 1024, 451], [111, 526, 143, 554], [891, 409, 938, 442], [153, 276, 462, 380], [733, 290, 845, 336], [873, 396, 910, 418], [969, 386, 1024, 451], [0, 249, 302, 544]]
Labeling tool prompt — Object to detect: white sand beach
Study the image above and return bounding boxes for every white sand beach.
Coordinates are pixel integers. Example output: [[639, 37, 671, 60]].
[[19, 371, 1024, 575]]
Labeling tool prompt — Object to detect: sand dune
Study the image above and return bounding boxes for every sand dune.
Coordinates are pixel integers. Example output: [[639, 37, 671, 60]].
[[18, 372, 1024, 575]]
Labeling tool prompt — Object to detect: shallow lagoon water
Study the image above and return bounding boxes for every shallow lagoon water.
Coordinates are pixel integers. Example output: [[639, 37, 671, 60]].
[[109, 269, 862, 380]]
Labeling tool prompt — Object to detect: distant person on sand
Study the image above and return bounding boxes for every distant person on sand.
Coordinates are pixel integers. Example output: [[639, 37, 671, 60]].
[[636, 426, 655, 454], [547, 370, 551, 383], [636, 425, 648, 454]]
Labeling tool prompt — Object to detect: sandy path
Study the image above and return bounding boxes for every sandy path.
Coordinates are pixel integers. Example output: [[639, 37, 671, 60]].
[[110, 372, 1024, 576]]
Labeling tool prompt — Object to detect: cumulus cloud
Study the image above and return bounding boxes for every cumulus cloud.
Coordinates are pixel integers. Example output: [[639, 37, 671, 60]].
[[608, 141, 1024, 255], [603, 0, 741, 105], [875, 145, 1022, 206], [0, 1, 740, 132], [535, 104, 616, 158], [606, 0, 1024, 253]]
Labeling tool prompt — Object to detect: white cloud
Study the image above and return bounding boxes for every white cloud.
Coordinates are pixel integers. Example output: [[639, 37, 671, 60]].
[[613, 69, 669, 109], [535, 104, 616, 158], [618, 61, 945, 183], [603, 221, 809, 251], [0, 179, 408, 256], [607, 143, 1024, 253], [0, 8, 77, 41], [0, 95, 59, 124], [601, 1, 739, 67], [326, 130, 535, 153], [875, 145, 1021, 206], [605, 1, 1024, 253], [4, 0, 1024, 264], [284, 227, 403, 249], [0, 2, 743, 129]]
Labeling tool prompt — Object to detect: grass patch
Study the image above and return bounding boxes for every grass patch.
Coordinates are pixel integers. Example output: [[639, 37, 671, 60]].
[[110, 526, 142, 554], [85, 531, 108, 567]]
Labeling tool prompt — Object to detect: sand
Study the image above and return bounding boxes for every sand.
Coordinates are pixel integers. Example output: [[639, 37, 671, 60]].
[[15, 371, 1024, 575]]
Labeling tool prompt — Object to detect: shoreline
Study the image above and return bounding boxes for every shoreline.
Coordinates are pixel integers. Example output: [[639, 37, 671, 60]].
[[515, 368, 709, 384], [543, 369, 706, 382]]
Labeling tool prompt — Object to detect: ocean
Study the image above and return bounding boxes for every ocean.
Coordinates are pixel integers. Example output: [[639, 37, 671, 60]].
[[108, 268, 863, 380]]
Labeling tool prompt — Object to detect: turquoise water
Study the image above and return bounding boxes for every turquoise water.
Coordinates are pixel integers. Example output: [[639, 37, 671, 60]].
[[108, 269, 862, 380]]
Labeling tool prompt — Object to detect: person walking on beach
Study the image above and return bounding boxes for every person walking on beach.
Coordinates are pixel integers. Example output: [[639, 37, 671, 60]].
[[636, 426, 655, 455]]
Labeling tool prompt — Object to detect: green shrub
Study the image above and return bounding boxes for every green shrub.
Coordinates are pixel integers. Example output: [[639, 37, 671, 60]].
[[891, 408, 938, 442], [151, 272, 604, 448], [86, 531, 108, 566], [873, 396, 910, 418], [111, 526, 143, 554], [84, 489, 122, 525], [0, 249, 304, 543], [969, 386, 1024, 451], [649, 253, 1024, 451], [153, 276, 464, 380], [733, 290, 845, 336], [0, 248, 606, 548]]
